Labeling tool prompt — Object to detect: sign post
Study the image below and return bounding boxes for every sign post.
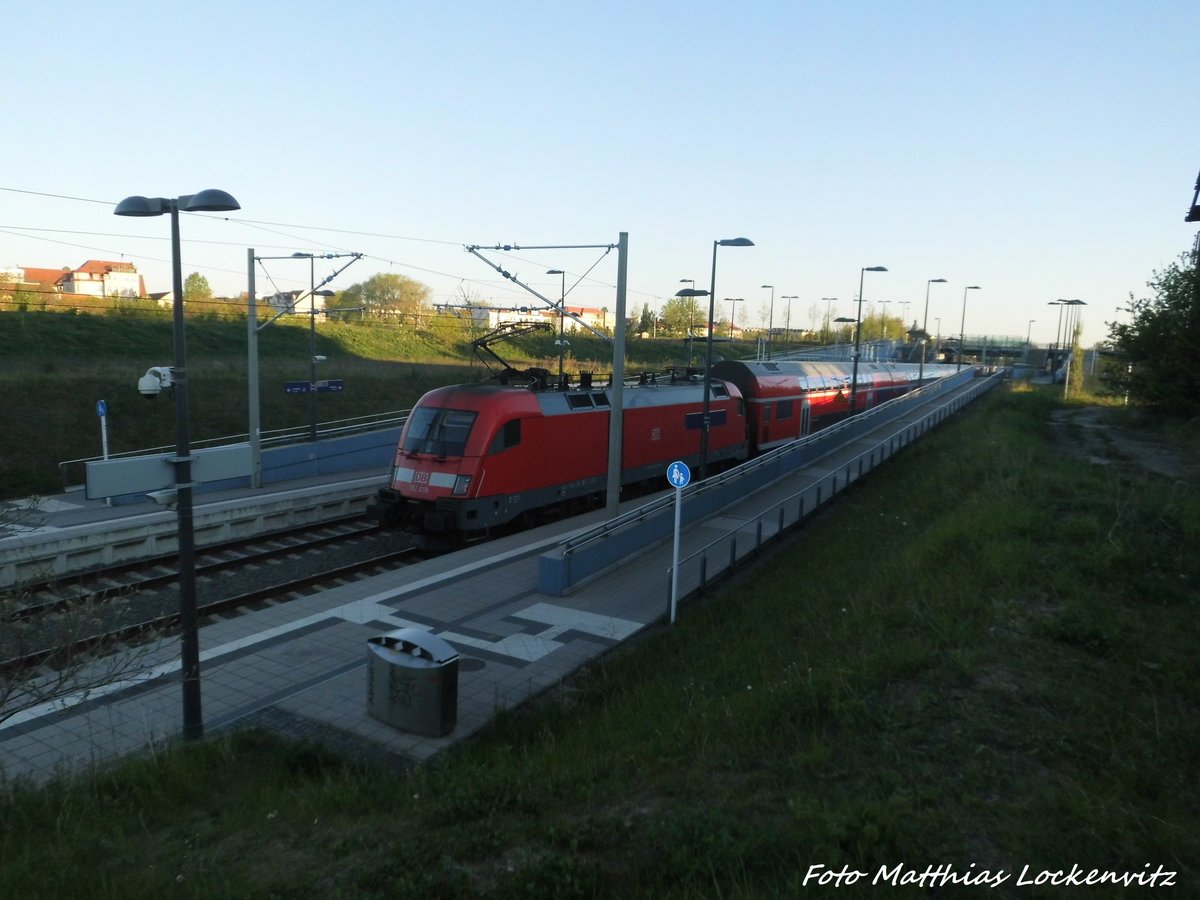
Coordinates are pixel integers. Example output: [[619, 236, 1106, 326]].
[[96, 400, 109, 460], [666, 460, 691, 624]]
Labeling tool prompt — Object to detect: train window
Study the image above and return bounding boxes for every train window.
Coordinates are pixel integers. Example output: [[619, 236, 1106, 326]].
[[489, 418, 521, 454], [401, 407, 477, 458], [592, 392, 610, 407], [566, 394, 594, 410], [711, 384, 729, 399], [777, 400, 793, 419]]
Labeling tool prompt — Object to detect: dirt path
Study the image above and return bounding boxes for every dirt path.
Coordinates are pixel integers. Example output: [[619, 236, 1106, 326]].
[[1047, 406, 1192, 481]]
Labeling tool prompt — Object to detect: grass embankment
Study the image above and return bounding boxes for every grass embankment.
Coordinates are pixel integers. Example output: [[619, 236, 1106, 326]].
[[0, 310, 729, 497], [1, 384, 1196, 898]]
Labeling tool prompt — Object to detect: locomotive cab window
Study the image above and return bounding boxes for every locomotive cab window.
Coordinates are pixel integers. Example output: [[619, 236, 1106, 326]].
[[489, 418, 522, 454], [711, 384, 730, 399], [591, 392, 610, 407], [566, 394, 594, 410], [402, 408, 477, 458]]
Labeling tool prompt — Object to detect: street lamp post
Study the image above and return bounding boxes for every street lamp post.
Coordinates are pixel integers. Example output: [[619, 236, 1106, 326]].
[[292, 252, 339, 441], [919, 278, 947, 384], [677, 236, 753, 478], [547, 268, 567, 381], [850, 266, 887, 412], [1050, 299, 1067, 351], [679, 278, 695, 366], [1047, 298, 1069, 373], [1062, 300, 1087, 395], [726, 298, 745, 339], [114, 188, 241, 741], [822, 298, 837, 343], [833, 316, 856, 358], [781, 295, 799, 347], [958, 285, 981, 371], [760, 284, 774, 358]]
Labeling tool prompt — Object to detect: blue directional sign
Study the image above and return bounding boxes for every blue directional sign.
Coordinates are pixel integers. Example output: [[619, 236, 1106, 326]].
[[667, 460, 691, 489], [284, 380, 345, 395], [96, 400, 107, 417]]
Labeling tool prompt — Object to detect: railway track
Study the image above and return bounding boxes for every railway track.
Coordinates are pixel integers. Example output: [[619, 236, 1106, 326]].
[[1, 517, 423, 679]]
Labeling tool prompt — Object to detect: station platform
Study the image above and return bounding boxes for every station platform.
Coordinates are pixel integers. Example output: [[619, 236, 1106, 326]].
[[0, 376, 997, 784]]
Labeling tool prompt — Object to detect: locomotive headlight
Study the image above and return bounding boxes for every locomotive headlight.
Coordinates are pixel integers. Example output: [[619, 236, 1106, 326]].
[[452, 475, 472, 496]]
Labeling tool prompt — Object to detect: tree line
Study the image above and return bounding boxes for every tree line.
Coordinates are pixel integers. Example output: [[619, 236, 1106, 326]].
[[1102, 248, 1200, 417]]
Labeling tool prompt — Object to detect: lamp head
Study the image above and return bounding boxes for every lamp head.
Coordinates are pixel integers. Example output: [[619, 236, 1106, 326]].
[[115, 189, 239, 217], [546, 269, 564, 275], [929, 277, 947, 283], [114, 195, 167, 217], [183, 189, 240, 212], [675, 288, 710, 298], [966, 285, 981, 290], [863, 266, 887, 273], [717, 237, 754, 247]]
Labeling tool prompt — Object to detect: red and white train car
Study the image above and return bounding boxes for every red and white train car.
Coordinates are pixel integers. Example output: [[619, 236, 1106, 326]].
[[711, 359, 958, 453], [374, 378, 749, 538]]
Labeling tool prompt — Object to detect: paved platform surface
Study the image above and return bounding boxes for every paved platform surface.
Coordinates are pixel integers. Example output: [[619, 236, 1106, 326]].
[[0, 379, 989, 785]]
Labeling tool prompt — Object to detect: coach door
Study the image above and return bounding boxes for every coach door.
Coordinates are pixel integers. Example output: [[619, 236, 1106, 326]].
[[800, 400, 811, 436]]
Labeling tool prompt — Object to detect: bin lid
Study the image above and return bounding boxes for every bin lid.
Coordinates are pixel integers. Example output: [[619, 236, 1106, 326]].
[[367, 627, 459, 664]]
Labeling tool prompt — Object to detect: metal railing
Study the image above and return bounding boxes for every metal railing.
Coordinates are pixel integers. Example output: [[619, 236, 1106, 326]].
[[664, 373, 1000, 602], [57, 409, 410, 491], [561, 371, 976, 561]]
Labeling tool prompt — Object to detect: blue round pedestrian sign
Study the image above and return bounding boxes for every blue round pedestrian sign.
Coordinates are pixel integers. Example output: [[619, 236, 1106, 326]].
[[96, 400, 107, 417], [667, 460, 691, 489]]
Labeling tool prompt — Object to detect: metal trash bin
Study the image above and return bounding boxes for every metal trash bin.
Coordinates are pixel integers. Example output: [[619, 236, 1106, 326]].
[[366, 628, 459, 736]]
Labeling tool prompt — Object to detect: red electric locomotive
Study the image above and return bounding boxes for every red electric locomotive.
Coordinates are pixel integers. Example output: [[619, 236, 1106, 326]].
[[374, 376, 749, 539], [711, 359, 959, 453]]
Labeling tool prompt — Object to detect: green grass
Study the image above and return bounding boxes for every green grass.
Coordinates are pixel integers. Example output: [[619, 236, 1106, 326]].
[[2, 384, 1197, 898]]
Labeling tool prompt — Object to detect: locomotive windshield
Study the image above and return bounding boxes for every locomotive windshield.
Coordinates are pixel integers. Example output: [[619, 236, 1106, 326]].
[[402, 407, 477, 458]]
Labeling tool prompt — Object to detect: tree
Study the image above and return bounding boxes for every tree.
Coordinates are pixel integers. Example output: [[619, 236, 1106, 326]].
[[636, 303, 655, 336], [335, 273, 432, 322], [659, 296, 704, 337], [183, 272, 213, 306], [1102, 253, 1200, 416]]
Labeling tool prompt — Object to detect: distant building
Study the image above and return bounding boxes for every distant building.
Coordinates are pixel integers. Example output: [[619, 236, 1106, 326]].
[[2, 261, 146, 298], [478, 303, 612, 333], [59, 260, 145, 298], [6, 266, 68, 292]]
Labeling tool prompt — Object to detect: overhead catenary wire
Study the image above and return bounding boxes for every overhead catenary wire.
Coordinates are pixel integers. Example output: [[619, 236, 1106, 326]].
[[0, 184, 664, 308]]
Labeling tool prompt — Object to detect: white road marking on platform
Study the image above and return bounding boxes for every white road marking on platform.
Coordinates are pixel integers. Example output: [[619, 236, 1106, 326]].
[[437, 603, 643, 664], [513, 603, 642, 640], [436, 631, 564, 663]]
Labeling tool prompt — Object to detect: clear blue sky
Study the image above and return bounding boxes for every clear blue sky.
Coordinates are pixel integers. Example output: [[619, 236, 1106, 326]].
[[4, 0, 1197, 344]]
